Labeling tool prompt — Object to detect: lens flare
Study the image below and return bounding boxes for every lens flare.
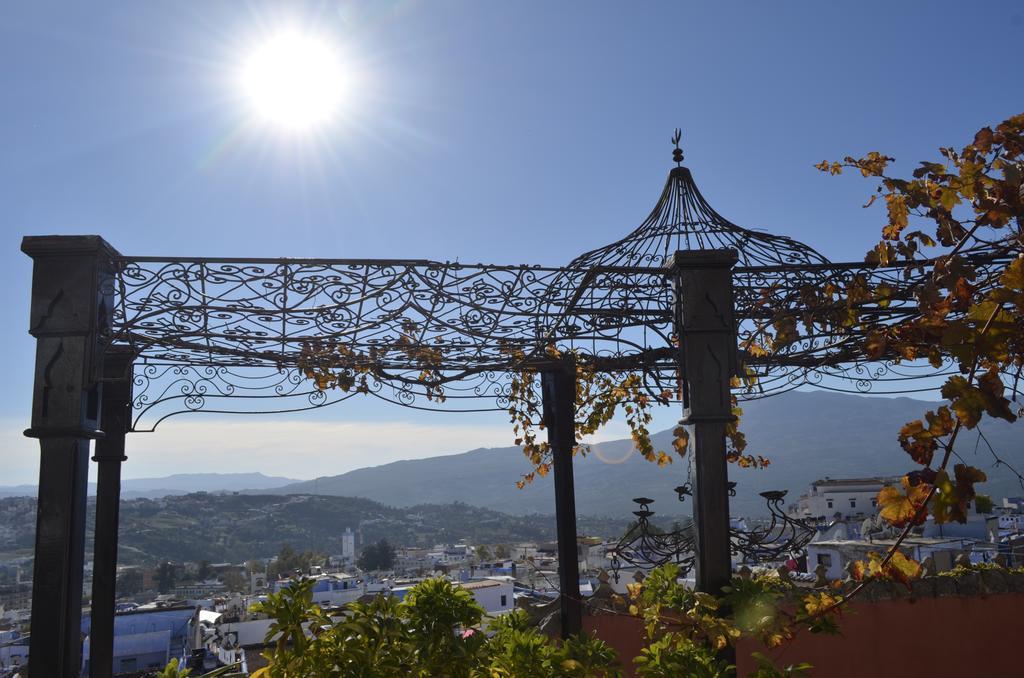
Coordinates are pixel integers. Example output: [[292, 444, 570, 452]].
[[593, 442, 634, 465]]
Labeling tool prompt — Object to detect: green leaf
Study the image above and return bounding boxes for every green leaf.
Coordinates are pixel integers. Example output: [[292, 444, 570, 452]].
[[941, 376, 986, 428]]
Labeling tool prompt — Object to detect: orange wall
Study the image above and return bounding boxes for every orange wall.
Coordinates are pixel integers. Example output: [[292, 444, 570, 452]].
[[583, 614, 646, 673], [586, 592, 1024, 677]]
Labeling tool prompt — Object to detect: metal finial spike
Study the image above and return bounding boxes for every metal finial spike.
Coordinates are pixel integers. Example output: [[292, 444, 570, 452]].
[[671, 128, 684, 166]]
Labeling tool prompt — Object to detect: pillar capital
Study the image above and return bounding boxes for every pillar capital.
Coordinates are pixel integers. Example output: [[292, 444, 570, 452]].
[[21, 236, 122, 438], [665, 248, 739, 270], [21, 234, 121, 260], [21, 235, 121, 339]]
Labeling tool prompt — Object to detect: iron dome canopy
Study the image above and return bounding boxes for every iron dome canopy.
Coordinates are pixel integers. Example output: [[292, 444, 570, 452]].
[[569, 130, 829, 270]]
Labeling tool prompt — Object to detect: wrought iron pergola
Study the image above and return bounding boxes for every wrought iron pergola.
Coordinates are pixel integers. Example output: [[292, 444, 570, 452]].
[[113, 145, 961, 429], [20, 133, 1010, 677]]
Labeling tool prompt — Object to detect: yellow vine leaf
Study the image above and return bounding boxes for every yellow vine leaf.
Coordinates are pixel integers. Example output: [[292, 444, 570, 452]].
[[862, 550, 922, 587], [1002, 256, 1024, 291], [672, 426, 690, 458], [877, 476, 930, 527], [803, 591, 840, 617]]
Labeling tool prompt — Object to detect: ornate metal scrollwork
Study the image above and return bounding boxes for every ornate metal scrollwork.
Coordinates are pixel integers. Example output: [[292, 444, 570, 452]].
[[672, 481, 735, 502], [730, 490, 816, 564], [610, 497, 695, 584], [610, 486, 817, 583]]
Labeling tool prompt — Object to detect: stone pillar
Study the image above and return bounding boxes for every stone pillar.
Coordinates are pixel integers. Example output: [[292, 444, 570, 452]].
[[669, 249, 738, 595], [89, 347, 133, 678], [22, 235, 120, 678], [542, 364, 582, 638]]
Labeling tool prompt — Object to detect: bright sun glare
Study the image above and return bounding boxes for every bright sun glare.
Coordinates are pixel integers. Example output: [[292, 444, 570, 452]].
[[239, 29, 346, 133]]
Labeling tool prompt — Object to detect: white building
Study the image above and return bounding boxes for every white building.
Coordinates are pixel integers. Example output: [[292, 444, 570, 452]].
[[214, 617, 276, 649], [806, 537, 969, 580], [459, 577, 515, 615], [395, 547, 433, 574], [923, 509, 999, 542], [999, 497, 1024, 533], [425, 543, 472, 568], [999, 513, 1024, 533], [342, 528, 356, 562], [172, 579, 225, 599], [789, 477, 900, 521]]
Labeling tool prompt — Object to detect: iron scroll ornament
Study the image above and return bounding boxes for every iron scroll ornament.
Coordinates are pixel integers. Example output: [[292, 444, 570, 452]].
[[608, 489, 817, 583]]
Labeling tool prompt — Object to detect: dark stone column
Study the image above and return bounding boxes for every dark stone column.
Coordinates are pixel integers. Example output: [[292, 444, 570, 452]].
[[541, 364, 582, 638], [22, 235, 120, 678], [669, 249, 739, 595], [89, 348, 133, 678]]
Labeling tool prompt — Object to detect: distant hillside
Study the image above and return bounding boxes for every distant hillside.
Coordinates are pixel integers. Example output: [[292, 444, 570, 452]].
[[8, 393, 1024, 520], [0, 494, 633, 565], [121, 472, 299, 492], [258, 391, 1024, 517], [0, 472, 299, 499]]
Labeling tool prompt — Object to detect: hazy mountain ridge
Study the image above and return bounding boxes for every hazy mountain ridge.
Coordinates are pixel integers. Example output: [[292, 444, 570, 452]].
[[256, 391, 1024, 517], [4, 393, 1022, 519], [0, 472, 299, 499]]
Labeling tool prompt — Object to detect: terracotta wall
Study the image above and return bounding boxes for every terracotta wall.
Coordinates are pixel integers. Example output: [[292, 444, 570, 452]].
[[585, 592, 1024, 677], [582, 614, 646, 673]]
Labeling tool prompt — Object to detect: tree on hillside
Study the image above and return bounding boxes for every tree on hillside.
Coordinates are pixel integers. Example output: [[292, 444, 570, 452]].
[[197, 560, 213, 580], [358, 539, 396, 572], [156, 562, 176, 594], [220, 569, 247, 593], [116, 568, 143, 597], [268, 543, 321, 579], [494, 544, 511, 560], [475, 545, 491, 562]]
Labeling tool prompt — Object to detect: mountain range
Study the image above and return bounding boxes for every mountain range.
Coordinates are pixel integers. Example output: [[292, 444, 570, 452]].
[[252, 391, 1024, 517], [3, 392, 1022, 519], [0, 472, 298, 499], [0, 494, 632, 564]]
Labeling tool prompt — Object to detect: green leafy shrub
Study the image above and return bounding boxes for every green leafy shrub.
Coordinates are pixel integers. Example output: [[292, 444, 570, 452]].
[[627, 565, 834, 676], [242, 577, 620, 677]]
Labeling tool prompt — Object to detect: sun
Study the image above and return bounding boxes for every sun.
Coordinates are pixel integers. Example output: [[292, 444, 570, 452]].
[[239, 29, 347, 133]]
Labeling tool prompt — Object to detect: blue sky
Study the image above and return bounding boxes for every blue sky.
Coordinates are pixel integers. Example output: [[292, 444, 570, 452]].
[[2, 1, 1022, 484]]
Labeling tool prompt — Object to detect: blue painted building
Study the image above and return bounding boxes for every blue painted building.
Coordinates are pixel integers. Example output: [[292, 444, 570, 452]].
[[81, 605, 194, 675]]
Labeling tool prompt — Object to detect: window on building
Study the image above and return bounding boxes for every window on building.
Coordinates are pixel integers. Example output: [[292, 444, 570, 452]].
[[849, 498, 857, 508], [871, 498, 878, 508], [501, 594, 508, 607], [816, 553, 832, 567], [826, 499, 834, 509]]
